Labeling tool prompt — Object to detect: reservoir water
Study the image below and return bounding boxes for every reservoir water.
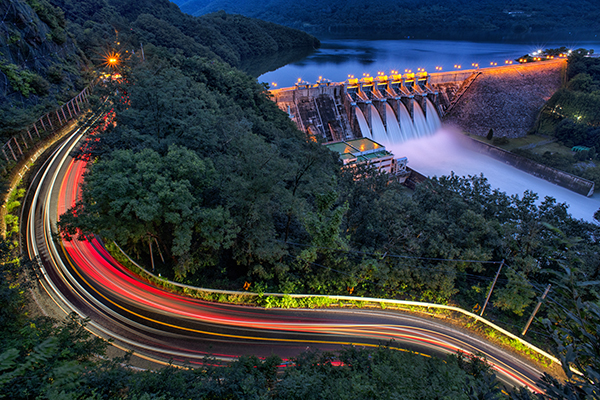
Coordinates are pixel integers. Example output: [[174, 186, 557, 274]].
[[260, 39, 600, 221], [260, 39, 600, 87]]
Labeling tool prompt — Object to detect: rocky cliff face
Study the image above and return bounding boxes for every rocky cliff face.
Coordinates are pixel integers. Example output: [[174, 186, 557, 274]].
[[0, 0, 88, 139]]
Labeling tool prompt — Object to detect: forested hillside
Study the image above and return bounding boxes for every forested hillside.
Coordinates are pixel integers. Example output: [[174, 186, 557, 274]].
[[173, 0, 600, 39], [0, 0, 88, 140], [538, 49, 600, 149], [1, 0, 599, 397], [51, 0, 319, 68], [0, 0, 318, 142]]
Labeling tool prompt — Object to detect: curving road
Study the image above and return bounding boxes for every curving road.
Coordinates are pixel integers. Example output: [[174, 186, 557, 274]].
[[24, 115, 547, 392]]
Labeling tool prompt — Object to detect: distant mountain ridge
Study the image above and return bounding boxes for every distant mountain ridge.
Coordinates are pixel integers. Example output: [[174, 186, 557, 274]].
[[173, 0, 600, 39]]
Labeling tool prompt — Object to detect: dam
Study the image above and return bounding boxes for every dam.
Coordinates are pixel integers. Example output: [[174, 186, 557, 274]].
[[270, 61, 595, 199], [269, 70, 476, 146], [269, 69, 476, 180]]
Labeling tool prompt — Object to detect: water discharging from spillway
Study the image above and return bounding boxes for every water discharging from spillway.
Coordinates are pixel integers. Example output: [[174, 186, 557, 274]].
[[353, 99, 441, 144], [387, 129, 600, 222], [412, 101, 430, 137], [385, 103, 404, 143], [425, 99, 441, 134], [397, 102, 415, 141], [369, 104, 389, 146], [355, 107, 372, 139]]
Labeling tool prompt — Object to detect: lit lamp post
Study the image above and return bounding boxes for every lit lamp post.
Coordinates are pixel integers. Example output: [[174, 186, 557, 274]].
[[102, 51, 121, 70]]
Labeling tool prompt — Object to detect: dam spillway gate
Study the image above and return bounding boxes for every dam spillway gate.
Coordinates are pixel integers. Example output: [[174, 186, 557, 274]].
[[269, 71, 477, 145]]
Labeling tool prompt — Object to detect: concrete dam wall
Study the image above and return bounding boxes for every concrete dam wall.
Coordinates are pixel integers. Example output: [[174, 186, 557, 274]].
[[270, 70, 472, 144], [443, 60, 565, 138]]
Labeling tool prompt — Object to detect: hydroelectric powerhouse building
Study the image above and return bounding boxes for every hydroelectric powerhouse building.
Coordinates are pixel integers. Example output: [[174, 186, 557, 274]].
[[324, 138, 409, 181]]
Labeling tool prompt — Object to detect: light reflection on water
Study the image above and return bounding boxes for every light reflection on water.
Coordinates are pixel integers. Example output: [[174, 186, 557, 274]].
[[260, 39, 600, 87]]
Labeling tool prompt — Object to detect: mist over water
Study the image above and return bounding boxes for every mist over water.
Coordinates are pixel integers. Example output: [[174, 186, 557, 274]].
[[388, 129, 600, 222]]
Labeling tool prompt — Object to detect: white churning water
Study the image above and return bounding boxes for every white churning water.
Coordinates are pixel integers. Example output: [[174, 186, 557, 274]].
[[387, 129, 600, 222]]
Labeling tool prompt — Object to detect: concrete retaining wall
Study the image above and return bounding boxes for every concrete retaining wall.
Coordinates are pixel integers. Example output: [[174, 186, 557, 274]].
[[403, 167, 429, 190], [468, 138, 595, 197]]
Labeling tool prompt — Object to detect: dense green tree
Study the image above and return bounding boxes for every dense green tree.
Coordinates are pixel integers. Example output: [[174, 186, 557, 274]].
[[0, 240, 27, 347], [276, 346, 501, 400], [537, 266, 600, 399], [533, 50, 600, 183], [60, 145, 237, 277], [567, 73, 600, 93], [61, 54, 340, 285]]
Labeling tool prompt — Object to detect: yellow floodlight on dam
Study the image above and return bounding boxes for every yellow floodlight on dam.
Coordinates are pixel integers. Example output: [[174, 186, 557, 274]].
[[404, 72, 415, 80]]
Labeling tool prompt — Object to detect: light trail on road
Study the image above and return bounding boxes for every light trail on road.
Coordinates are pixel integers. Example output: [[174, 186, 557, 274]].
[[24, 120, 549, 393]]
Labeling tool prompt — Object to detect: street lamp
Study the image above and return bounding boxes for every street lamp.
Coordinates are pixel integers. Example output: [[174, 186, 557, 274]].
[[102, 51, 121, 69]]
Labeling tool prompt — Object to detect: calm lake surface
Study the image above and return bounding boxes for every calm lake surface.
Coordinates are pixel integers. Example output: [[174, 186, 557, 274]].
[[260, 39, 600, 221], [260, 39, 600, 87]]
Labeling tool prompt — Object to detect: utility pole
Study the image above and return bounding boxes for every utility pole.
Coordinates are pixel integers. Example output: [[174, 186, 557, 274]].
[[521, 284, 552, 336], [149, 239, 154, 271], [480, 259, 504, 316], [154, 237, 164, 263]]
